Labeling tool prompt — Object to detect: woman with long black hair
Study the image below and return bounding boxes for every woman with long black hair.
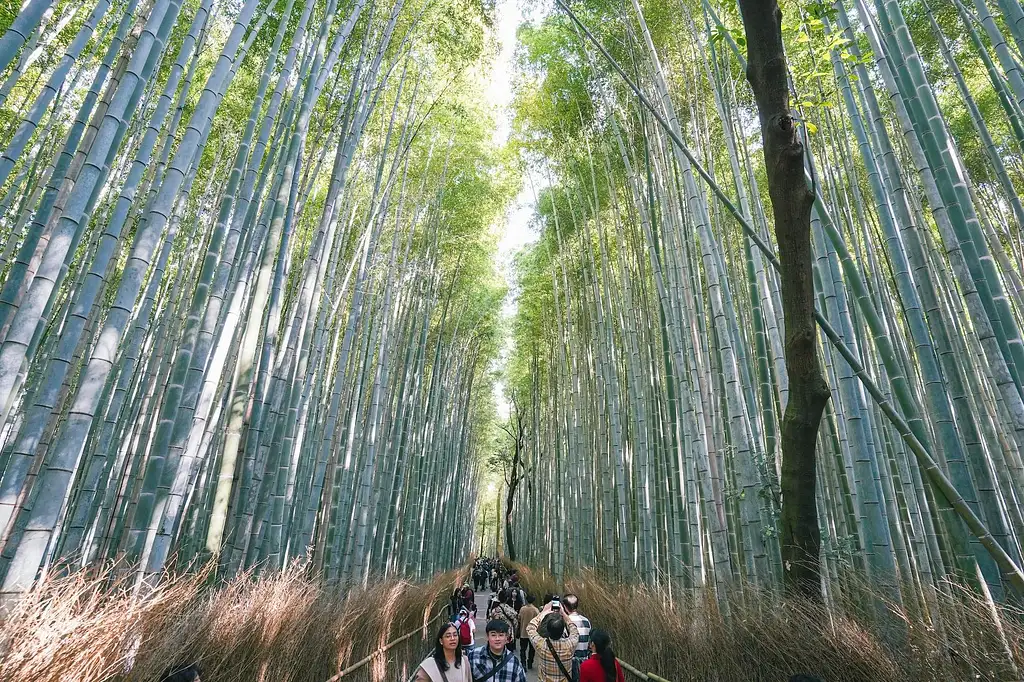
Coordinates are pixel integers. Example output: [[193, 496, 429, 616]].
[[414, 622, 472, 682], [578, 629, 624, 682]]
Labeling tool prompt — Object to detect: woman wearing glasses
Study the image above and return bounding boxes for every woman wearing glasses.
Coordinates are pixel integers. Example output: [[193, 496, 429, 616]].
[[415, 621, 472, 682]]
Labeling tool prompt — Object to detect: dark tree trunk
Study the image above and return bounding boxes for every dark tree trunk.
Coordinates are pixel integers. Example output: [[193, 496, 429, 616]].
[[736, 0, 831, 599], [501, 393, 528, 562], [504, 433, 523, 562], [505, 508, 516, 562]]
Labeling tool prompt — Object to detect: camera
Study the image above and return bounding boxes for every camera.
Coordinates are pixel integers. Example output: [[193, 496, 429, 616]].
[[551, 596, 561, 611]]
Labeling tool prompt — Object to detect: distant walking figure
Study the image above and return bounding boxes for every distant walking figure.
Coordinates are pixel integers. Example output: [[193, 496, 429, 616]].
[[416, 622, 472, 682], [452, 585, 465, 618], [517, 594, 539, 669], [456, 607, 475, 646]]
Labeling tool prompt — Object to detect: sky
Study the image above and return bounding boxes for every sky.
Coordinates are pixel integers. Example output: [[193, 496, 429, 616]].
[[487, 0, 541, 270], [484, 0, 544, 420]]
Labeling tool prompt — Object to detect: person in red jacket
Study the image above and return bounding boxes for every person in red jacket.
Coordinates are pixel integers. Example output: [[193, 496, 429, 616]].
[[578, 630, 624, 682]]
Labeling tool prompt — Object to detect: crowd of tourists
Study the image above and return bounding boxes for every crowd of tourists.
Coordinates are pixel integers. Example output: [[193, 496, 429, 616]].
[[155, 557, 823, 682], [419, 559, 622, 682], [416, 559, 826, 682]]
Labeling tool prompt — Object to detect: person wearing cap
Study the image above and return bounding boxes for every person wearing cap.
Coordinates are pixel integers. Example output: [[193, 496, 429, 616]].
[[455, 607, 475, 646]]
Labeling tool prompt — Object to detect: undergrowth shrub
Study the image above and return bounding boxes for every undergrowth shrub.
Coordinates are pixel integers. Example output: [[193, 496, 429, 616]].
[[0, 563, 462, 682], [510, 563, 1024, 681]]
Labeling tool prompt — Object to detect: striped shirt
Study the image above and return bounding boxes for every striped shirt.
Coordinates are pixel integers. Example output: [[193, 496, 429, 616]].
[[567, 612, 591, 660]]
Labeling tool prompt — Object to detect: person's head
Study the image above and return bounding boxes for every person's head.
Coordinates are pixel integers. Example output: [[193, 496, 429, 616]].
[[563, 593, 579, 614], [543, 593, 553, 605], [541, 613, 565, 639], [485, 619, 510, 653], [527, 594, 536, 605], [589, 629, 616, 682], [432, 622, 463, 669], [160, 664, 201, 682]]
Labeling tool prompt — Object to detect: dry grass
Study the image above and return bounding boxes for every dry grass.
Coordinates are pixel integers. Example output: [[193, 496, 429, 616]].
[[0, 562, 464, 682], [510, 564, 1024, 682], [6, 558, 1021, 682]]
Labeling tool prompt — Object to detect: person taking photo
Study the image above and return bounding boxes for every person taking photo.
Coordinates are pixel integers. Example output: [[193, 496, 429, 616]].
[[526, 600, 580, 682]]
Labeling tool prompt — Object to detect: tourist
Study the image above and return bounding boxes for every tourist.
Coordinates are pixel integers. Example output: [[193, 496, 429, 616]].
[[509, 576, 526, 611], [159, 664, 201, 682], [517, 594, 539, 669], [451, 585, 465, 618], [526, 602, 580, 682], [467, 620, 527, 682], [456, 607, 475, 646], [562, 593, 591, 667], [579, 630, 623, 682], [415, 622, 471, 682], [462, 582, 475, 611], [474, 565, 486, 591], [489, 593, 519, 651]]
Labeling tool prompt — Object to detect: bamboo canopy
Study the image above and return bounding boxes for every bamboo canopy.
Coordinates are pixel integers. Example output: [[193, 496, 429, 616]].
[[506, 0, 1024, 621], [0, 0, 509, 596]]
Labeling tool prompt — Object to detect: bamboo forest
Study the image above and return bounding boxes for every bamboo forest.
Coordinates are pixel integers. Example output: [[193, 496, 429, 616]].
[[2, 0, 1024, 678]]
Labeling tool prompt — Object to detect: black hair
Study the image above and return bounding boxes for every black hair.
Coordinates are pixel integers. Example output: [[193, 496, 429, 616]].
[[160, 664, 201, 682], [486, 618, 511, 635], [527, 594, 536, 604], [431, 622, 464, 671], [542, 613, 565, 639], [590, 630, 617, 682], [543, 593, 553, 605], [563, 593, 579, 613]]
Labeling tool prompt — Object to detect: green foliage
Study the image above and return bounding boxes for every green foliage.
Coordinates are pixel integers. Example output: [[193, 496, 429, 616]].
[[0, 3, 15, 36]]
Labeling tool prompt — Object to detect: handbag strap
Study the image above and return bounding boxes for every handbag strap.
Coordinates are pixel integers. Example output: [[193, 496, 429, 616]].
[[545, 639, 573, 682]]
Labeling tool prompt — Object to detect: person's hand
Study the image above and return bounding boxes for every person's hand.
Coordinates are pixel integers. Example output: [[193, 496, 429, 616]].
[[540, 602, 552, 614]]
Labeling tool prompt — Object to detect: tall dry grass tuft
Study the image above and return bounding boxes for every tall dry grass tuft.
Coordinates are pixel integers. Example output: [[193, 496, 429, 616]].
[[511, 564, 1024, 681], [0, 563, 465, 682]]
